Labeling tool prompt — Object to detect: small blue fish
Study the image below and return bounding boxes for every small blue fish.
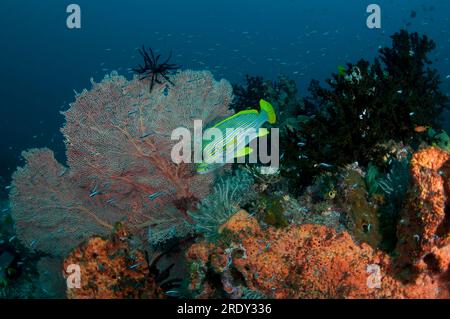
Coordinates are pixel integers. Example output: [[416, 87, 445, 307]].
[[315, 163, 333, 169], [106, 198, 115, 204], [165, 290, 181, 297], [140, 131, 155, 139], [9, 236, 16, 242], [90, 185, 100, 198], [148, 192, 164, 201], [129, 262, 143, 270], [58, 168, 67, 177]]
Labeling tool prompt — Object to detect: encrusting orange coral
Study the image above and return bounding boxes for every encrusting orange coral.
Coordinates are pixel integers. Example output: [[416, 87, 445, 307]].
[[187, 208, 449, 299], [395, 147, 450, 279], [63, 225, 164, 299]]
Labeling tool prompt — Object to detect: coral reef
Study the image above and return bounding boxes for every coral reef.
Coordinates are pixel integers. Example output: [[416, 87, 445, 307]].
[[427, 128, 450, 151], [395, 147, 450, 280], [63, 225, 165, 299], [279, 31, 449, 191], [286, 192, 343, 231], [231, 74, 305, 133], [187, 169, 256, 241], [186, 210, 449, 299], [235, 34, 447, 198], [184, 146, 450, 299], [339, 163, 381, 249], [376, 156, 411, 252], [5, 29, 450, 300], [10, 70, 233, 257]]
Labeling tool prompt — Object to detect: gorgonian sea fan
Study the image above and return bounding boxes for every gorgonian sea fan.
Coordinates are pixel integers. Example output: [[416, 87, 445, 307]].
[[10, 148, 121, 257], [10, 70, 233, 256], [62, 70, 233, 226]]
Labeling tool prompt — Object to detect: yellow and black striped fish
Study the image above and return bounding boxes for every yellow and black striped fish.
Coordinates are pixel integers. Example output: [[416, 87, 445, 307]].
[[197, 99, 276, 174]]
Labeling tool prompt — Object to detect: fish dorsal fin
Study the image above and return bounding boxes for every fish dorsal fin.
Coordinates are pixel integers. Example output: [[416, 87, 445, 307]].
[[235, 146, 253, 158], [213, 110, 259, 129], [237, 109, 259, 116], [260, 99, 276, 124]]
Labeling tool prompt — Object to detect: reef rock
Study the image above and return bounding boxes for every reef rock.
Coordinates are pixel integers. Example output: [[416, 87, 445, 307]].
[[63, 225, 164, 299], [395, 147, 450, 280], [186, 210, 448, 299], [339, 163, 382, 249]]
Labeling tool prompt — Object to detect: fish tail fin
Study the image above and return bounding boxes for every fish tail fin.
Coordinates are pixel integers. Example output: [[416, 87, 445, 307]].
[[260, 99, 276, 124]]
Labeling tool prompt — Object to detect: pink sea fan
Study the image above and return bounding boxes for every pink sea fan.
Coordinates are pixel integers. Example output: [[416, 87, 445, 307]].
[[62, 70, 233, 225], [10, 70, 234, 255], [10, 149, 118, 257]]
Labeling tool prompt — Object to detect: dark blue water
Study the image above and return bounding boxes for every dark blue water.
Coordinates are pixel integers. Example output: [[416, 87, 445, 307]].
[[1, 0, 449, 195]]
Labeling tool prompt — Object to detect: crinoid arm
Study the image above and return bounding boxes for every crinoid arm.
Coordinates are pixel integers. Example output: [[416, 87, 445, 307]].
[[132, 46, 181, 92]]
